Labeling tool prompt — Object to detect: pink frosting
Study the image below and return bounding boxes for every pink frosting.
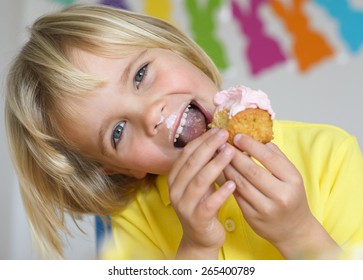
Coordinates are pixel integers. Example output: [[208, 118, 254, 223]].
[[214, 85, 275, 119]]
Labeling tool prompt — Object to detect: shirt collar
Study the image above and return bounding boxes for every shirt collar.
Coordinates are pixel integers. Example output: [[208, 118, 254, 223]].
[[155, 174, 171, 206]]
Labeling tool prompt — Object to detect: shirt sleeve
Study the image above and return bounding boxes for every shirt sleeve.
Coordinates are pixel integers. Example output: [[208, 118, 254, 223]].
[[321, 135, 363, 258]]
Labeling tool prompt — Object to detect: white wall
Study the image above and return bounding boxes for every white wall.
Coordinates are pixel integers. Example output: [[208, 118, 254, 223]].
[[1, 0, 362, 259]]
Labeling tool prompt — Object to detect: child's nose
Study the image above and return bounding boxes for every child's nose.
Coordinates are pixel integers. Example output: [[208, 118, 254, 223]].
[[141, 100, 165, 136]]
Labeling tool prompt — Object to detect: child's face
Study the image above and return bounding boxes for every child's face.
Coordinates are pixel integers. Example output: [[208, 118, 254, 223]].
[[60, 48, 218, 178]]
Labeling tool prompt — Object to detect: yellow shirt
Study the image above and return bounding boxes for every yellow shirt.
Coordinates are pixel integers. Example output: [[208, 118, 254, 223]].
[[102, 121, 363, 259]]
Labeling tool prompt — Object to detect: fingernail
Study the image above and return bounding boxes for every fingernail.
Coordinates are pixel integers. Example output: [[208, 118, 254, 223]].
[[218, 129, 228, 138], [222, 144, 233, 156], [234, 134, 243, 143], [218, 143, 227, 152], [226, 181, 235, 189]]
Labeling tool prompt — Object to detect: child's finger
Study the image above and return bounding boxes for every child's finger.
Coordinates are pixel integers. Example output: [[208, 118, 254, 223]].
[[227, 145, 278, 199], [233, 134, 299, 183], [169, 128, 219, 183], [264, 142, 302, 183], [224, 162, 269, 210], [169, 129, 229, 203], [179, 144, 235, 210], [197, 180, 236, 220], [233, 191, 259, 221]]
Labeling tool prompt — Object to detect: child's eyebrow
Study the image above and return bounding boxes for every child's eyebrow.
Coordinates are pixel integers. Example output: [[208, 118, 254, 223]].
[[120, 49, 148, 86]]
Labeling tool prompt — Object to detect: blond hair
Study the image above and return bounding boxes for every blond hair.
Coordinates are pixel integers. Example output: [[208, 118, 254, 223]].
[[5, 4, 221, 259]]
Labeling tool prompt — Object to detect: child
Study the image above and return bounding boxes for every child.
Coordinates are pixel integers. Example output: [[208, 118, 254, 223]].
[[5, 4, 363, 259]]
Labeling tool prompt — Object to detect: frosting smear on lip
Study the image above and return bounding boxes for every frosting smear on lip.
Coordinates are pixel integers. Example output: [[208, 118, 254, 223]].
[[214, 85, 275, 119]]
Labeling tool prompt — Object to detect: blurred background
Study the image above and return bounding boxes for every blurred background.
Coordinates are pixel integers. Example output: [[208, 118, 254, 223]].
[[1, 0, 362, 259]]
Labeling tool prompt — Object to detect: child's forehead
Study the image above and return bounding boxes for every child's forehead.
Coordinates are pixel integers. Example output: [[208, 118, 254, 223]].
[[66, 46, 148, 83], [51, 47, 152, 112], [67, 44, 144, 64]]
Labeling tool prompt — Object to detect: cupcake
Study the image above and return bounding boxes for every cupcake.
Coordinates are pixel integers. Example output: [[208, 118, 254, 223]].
[[209, 85, 275, 144]]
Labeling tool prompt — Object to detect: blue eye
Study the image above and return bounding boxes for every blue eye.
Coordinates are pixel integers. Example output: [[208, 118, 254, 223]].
[[112, 121, 126, 147], [134, 64, 148, 88]]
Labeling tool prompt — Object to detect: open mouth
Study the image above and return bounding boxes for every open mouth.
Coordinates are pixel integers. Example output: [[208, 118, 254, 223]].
[[173, 102, 209, 148]]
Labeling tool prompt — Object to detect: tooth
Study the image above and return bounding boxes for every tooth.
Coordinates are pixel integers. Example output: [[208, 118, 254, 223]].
[[177, 126, 183, 134], [174, 104, 192, 144]]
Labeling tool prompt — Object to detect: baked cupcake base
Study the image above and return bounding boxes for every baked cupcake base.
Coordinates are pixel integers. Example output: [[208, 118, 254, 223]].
[[209, 108, 273, 144]]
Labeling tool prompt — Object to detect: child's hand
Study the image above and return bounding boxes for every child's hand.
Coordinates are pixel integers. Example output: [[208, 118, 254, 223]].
[[224, 134, 340, 259], [168, 128, 236, 259]]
